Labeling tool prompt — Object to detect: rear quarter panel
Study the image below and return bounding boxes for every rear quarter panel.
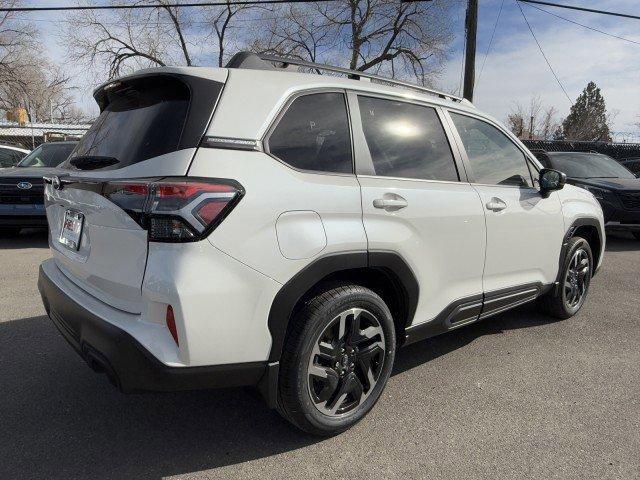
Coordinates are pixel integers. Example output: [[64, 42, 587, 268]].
[[188, 148, 367, 284]]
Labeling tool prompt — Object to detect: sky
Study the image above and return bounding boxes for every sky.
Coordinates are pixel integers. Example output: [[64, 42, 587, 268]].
[[31, 0, 640, 138], [442, 0, 640, 139]]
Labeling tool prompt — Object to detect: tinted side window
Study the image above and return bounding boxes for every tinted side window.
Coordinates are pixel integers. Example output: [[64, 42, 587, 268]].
[[450, 113, 533, 187], [268, 92, 352, 174], [358, 96, 458, 181]]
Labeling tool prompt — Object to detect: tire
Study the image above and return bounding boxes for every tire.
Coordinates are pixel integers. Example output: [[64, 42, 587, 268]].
[[277, 284, 396, 436], [632, 232, 640, 241], [538, 236, 593, 319]]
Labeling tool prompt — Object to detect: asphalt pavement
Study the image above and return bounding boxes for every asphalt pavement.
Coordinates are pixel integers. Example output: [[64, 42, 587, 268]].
[[1, 229, 638, 479]]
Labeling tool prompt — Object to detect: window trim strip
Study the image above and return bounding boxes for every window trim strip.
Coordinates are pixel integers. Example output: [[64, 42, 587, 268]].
[[200, 136, 260, 151]]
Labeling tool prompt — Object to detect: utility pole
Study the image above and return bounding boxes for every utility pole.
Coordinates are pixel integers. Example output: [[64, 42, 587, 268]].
[[529, 115, 535, 139], [463, 0, 478, 102]]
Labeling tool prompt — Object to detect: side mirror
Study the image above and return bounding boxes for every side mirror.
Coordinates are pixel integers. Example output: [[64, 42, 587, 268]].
[[539, 168, 566, 197]]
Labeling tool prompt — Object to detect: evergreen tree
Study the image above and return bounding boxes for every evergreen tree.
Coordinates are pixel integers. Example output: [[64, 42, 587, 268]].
[[562, 82, 611, 141]]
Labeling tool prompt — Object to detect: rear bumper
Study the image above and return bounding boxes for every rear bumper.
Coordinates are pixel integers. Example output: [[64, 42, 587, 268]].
[[38, 261, 267, 393]]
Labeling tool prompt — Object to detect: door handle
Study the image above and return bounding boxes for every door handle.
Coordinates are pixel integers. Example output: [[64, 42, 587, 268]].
[[373, 194, 408, 212], [486, 197, 507, 212]]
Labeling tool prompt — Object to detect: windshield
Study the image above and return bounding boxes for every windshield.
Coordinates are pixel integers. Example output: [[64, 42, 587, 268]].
[[17, 143, 76, 168], [549, 153, 635, 179]]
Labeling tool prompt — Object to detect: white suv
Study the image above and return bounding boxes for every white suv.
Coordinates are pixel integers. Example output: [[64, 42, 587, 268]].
[[38, 53, 605, 436]]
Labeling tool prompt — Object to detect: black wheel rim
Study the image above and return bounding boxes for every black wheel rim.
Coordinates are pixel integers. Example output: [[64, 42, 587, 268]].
[[563, 248, 590, 312], [307, 308, 386, 416]]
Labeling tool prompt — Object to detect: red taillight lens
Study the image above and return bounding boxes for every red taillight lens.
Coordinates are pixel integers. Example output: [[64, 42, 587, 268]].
[[166, 305, 179, 346], [193, 199, 228, 225], [103, 178, 243, 242]]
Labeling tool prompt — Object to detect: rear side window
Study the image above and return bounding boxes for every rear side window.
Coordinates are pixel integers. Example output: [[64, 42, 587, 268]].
[[450, 113, 533, 187], [267, 92, 353, 174], [357, 96, 458, 181]]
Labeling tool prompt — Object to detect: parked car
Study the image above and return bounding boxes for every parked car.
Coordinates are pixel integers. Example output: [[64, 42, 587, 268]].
[[620, 157, 640, 177], [534, 150, 640, 240], [38, 53, 604, 436], [0, 141, 77, 234], [0, 144, 30, 168]]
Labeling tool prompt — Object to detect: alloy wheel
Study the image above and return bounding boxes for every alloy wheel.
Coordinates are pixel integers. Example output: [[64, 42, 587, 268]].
[[563, 248, 591, 311], [307, 308, 386, 416]]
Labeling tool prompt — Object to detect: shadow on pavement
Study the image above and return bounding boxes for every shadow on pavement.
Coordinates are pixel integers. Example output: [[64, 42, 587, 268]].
[[1, 315, 321, 479], [0, 228, 48, 250], [605, 232, 639, 252], [2, 302, 556, 479], [393, 303, 556, 376]]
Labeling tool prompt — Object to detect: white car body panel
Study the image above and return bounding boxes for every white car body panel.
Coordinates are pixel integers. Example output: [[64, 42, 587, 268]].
[[39, 63, 606, 374], [473, 186, 565, 292], [276, 211, 327, 260], [44, 149, 200, 314], [557, 184, 606, 269], [358, 176, 486, 326], [188, 148, 367, 284], [142, 241, 281, 366]]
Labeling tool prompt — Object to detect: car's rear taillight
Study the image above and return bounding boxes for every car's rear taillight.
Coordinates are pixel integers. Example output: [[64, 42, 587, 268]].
[[104, 177, 243, 242]]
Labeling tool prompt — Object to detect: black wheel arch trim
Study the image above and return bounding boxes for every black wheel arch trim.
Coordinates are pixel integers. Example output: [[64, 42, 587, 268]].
[[266, 250, 419, 363], [559, 217, 603, 286]]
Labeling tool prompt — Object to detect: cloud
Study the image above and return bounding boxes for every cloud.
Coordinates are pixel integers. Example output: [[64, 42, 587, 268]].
[[438, 1, 640, 138]]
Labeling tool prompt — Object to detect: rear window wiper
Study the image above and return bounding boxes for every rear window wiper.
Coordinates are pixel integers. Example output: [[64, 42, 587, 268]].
[[69, 155, 120, 170]]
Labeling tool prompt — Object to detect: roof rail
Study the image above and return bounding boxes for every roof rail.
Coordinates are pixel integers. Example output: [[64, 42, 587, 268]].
[[226, 51, 464, 103]]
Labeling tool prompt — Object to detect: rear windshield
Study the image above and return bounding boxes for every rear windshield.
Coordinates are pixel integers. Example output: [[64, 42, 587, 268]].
[[18, 143, 76, 168], [64, 76, 193, 170]]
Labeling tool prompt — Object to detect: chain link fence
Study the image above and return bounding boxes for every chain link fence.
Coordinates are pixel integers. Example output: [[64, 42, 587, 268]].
[[522, 140, 640, 161], [0, 123, 91, 151]]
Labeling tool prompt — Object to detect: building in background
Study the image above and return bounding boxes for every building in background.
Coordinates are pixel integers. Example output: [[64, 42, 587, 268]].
[[0, 121, 90, 150]]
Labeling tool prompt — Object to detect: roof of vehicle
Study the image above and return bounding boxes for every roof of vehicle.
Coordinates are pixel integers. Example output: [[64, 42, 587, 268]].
[[0, 144, 29, 153], [39, 141, 78, 146], [545, 151, 610, 157], [98, 60, 485, 141]]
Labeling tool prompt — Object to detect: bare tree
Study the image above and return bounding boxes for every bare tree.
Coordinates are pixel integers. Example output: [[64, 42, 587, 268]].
[[253, 0, 455, 85], [0, 1, 83, 123], [208, 0, 256, 67], [0, 1, 37, 84], [507, 95, 560, 140], [63, 0, 196, 79], [252, 4, 336, 64]]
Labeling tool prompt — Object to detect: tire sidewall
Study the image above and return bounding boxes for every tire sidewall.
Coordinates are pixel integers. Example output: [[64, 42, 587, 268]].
[[287, 287, 396, 435], [560, 237, 593, 316]]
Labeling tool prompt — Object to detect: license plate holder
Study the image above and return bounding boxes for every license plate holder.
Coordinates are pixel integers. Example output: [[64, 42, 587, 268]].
[[59, 210, 84, 251]]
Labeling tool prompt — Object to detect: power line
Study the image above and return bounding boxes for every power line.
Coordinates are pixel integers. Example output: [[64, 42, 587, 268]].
[[0, 0, 338, 13], [522, 2, 640, 45], [518, 0, 640, 21], [515, 0, 572, 103], [476, 0, 504, 84]]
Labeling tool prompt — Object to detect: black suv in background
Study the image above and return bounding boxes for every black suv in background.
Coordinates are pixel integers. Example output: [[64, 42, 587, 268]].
[[534, 150, 640, 240], [620, 157, 640, 177], [0, 141, 77, 234]]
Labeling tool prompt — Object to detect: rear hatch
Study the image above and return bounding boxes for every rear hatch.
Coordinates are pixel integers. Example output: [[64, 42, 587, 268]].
[[45, 69, 227, 313]]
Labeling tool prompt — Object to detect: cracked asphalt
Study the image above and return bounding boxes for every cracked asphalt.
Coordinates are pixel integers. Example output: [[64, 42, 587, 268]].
[[1, 229, 638, 479]]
